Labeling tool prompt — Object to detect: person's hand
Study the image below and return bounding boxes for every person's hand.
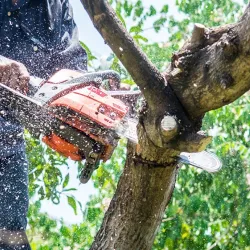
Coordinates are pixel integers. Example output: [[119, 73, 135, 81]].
[[0, 56, 30, 94]]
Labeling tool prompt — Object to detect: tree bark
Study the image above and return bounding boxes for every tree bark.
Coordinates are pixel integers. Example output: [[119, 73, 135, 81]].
[[80, 0, 165, 108], [166, 5, 250, 118], [90, 143, 178, 250], [79, 1, 250, 249]]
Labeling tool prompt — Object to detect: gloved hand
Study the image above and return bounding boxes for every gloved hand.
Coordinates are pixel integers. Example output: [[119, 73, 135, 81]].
[[0, 56, 30, 94]]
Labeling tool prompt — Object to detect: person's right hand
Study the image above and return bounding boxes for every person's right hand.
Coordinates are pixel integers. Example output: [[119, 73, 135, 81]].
[[0, 56, 30, 95]]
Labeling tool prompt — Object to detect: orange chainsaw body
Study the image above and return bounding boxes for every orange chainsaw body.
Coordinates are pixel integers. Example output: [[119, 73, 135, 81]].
[[41, 69, 128, 162], [42, 133, 82, 161]]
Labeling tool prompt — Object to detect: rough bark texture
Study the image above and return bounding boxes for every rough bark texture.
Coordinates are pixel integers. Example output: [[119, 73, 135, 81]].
[[79, 1, 250, 249], [166, 12, 250, 118], [80, 0, 165, 107], [80, 0, 212, 150], [91, 143, 178, 250]]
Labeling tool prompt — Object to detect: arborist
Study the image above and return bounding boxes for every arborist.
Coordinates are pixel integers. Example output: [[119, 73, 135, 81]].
[[0, 1, 87, 248]]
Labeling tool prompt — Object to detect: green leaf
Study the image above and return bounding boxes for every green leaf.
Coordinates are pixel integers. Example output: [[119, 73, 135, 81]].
[[86, 207, 102, 223], [38, 186, 45, 200], [133, 34, 148, 43], [121, 79, 135, 85], [123, 0, 133, 16], [63, 188, 77, 192], [116, 11, 126, 28], [129, 25, 142, 34], [78, 201, 83, 213], [79, 41, 97, 62], [67, 196, 77, 215], [63, 173, 70, 189], [153, 17, 167, 32], [161, 5, 169, 14], [135, 0, 143, 17], [148, 6, 157, 16]]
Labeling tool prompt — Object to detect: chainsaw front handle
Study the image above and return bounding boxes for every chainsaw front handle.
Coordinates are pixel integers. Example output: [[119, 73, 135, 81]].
[[30, 70, 121, 105]]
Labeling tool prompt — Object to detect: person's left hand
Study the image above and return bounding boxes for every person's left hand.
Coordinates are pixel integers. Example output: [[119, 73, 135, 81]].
[[0, 56, 30, 95]]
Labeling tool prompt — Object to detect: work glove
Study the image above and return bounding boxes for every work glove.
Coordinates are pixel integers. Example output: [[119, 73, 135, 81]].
[[0, 56, 30, 95]]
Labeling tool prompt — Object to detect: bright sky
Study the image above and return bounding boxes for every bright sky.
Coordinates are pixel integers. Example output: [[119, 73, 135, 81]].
[[72, 0, 180, 55], [40, 0, 246, 224]]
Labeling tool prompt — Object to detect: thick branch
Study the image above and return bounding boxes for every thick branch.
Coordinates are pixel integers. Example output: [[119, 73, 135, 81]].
[[161, 115, 178, 141], [80, 0, 166, 108], [81, 0, 199, 148], [166, 3, 250, 118]]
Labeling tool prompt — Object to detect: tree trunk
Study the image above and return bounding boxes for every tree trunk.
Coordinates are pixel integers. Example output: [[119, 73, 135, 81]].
[[91, 143, 178, 250]]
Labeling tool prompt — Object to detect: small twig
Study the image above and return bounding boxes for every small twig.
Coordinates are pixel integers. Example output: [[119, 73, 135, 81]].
[[162, 217, 175, 222]]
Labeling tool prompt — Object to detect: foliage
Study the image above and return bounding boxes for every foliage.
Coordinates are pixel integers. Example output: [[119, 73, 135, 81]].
[[26, 0, 250, 249], [154, 94, 250, 249], [27, 140, 126, 248], [28, 201, 93, 250]]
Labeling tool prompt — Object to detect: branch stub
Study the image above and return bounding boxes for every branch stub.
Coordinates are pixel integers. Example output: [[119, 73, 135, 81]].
[[161, 115, 178, 141]]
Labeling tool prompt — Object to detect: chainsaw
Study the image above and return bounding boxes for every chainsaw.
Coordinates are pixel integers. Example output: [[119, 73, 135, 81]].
[[0, 69, 222, 183]]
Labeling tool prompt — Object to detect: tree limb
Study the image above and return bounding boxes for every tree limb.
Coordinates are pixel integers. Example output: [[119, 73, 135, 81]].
[[166, 3, 250, 118], [80, 0, 209, 149], [80, 0, 167, 108]]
